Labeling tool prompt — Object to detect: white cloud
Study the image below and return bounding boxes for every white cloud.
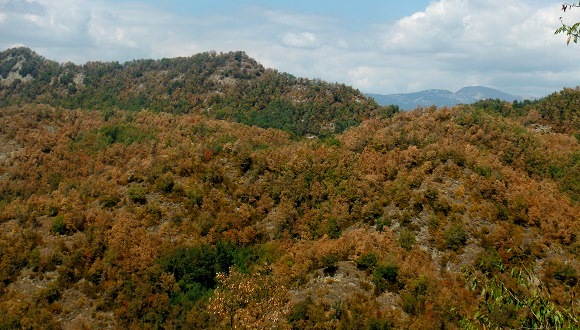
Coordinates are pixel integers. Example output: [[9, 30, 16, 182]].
[[4, 0, 45, 15], [281, 32, 320, 48], [367, 0, 580, 95], [0, 0, 578, 97], [263, 9, 335, 30], [348, 66, 383, 90]]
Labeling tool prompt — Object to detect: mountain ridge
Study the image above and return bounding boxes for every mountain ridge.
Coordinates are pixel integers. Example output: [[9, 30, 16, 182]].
[[367, 86, 524, 110], [0, 47, 392, 136]]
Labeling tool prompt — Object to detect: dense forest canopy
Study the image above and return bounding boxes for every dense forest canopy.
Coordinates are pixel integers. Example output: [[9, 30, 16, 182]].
[[0, 48, 578, 329]]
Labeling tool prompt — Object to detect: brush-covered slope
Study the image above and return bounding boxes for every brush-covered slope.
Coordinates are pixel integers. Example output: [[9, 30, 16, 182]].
[[0, 47, 392, 136], [0, 86, 577, 328]]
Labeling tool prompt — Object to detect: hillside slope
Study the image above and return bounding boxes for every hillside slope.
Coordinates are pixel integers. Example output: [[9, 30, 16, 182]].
[[0, 90, 577, 328], [0, 47, 392, 136]]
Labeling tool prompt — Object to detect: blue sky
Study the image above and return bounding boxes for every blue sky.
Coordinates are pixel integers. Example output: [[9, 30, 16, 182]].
[[0, 0, 579, 97], [155, 0, 429, 21]]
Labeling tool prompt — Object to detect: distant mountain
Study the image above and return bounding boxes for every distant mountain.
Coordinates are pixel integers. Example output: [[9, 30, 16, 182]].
[[456, 86, 523, 102], [366, 89, 474, 110], [367, 86, 523, 110]]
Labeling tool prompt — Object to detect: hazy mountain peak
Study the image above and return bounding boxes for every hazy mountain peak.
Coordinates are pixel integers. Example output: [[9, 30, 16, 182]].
[[367, 86, 523, 110], [456, 86, 522, 102]]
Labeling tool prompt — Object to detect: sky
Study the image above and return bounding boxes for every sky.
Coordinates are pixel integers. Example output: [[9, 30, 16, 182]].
[[1, 0, 579, 98]]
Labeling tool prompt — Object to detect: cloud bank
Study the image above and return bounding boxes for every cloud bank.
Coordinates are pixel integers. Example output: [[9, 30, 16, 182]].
[[0, 0, 578, 97]]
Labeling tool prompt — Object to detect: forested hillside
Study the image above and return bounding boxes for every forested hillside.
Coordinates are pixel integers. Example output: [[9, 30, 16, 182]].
[[0, 48, 578, 329], [0, 47, 392, 136]]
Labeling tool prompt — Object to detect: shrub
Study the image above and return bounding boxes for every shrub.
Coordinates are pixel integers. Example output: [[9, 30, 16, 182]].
[[158, 244, 218, 302], [46, 205, 59, 217], [445, 223, 467, 251], [321, 253, 339, 275], [373, 263, 399, 293], [553, 264, 578, 286], [127, 186, 147, 204], [356, 252, 378, 270], [398, 228, 416, 251], [475, 248, 503, 274], [367, 318, 392, 330], [327, 217, 341, 239], [51, 215, 66, 235], [99, 194, 120, 208], [424, 187, 439, 205], [186, 188, 203, 207], [288, 297, 313, 326], [400, 276, 429, 315], [156, 174, 174, 193], [375, 217, 391, 232], [547, 259, 578, 287]]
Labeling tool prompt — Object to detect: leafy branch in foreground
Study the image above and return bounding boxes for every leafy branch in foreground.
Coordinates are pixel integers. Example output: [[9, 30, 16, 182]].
[[462, 265, 578, 329], [555, 2, 580, 44]]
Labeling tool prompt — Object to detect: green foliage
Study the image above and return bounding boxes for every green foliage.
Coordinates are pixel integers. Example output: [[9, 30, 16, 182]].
[[398, 228, 416, 251], [445, 223, 468, 251], [548, 259, 578, 287], [102, 108, 115, 122], [0, 48, 382, 136], [553, 264, 578, 286], [155, 174, 174, 193], [321, 253, 339, 269], [50, 215, 66, 235], [367, 318, 392, 330], [245, 99, 298, 133], [327, 217, 341, 239], [157, 242, 266, 306], [463, 266, 579, 329], [0, 56, 18, 79], [321, 253, 339, 275], [400, 276, 429, 315], [374, 217, 391, 232], [356, 252, 378, 270], [73, 123, 155, 152], [376, 105, 400, 119], [46, 173, 62, 192], [423, 186, 439, 205], [158, 244, 219, 300], [98, 124, 152, 145], [475, 248, 503, 274], [99, 194, 120, 209], [288, 297, 313, 326], [127, 186, 147, 204], [185, 188, 203, 208], [372, 263, 399, 292], [555, 2, 580, 45]]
